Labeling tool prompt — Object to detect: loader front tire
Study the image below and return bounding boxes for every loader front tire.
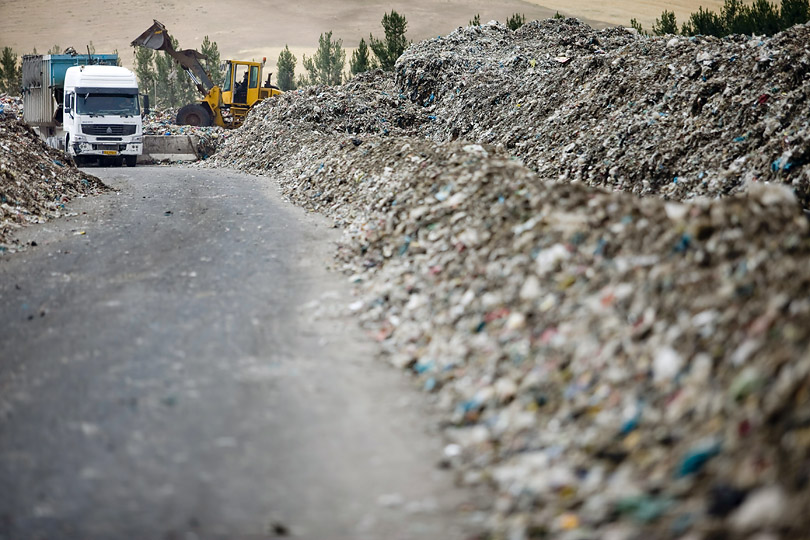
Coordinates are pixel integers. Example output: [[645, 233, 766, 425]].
[[176, 104, 213, 127]]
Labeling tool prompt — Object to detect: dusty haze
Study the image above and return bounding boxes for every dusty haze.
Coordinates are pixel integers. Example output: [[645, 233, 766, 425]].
[[2, 0, 723, 75]]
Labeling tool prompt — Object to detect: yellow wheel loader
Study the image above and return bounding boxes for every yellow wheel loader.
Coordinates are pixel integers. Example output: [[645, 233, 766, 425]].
[[131, 20, 282, 129]]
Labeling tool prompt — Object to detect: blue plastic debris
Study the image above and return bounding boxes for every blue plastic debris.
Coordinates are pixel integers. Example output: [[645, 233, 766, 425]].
[[674, 234, 692, 253], [677, 442, 722, 477]]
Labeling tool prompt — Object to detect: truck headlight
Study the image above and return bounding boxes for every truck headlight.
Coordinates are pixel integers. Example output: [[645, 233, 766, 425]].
[[132, 136, 143, 143], [74, 135, 87, 142]]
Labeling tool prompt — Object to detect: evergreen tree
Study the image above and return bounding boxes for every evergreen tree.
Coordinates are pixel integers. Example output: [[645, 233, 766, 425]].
[[553, 11, 565, 19], [153, 50, 173, 108], [721, 0, 753, 34], [781, 0, 810, 26], [681, 7, 725, 36], [200, 35, 223, 86], [470, 14, 481, 26], [0, 47, 21, 95], [506, 13, 526, 30], [277, 45, 297, 90], [302, 31, 345, 86], [369, 10, 410, 71], [630, 18, 648, 35], [350, 38, 375, 75], [134, 47, 156, 105], [749, 0, 782, 34], [653, 11, 679, 34], [47, 45, 62, 55]]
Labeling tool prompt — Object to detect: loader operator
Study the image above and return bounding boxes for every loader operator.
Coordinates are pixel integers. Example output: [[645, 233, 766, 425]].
[[235, 71, 249, 104]]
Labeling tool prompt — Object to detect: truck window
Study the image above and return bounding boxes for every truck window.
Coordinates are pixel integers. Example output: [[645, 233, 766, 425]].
[[249, 66, 259, 88], [77, 93, 140, 116]]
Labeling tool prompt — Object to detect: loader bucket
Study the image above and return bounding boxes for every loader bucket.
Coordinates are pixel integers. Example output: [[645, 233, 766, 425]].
[[131, 20, 174, 52]]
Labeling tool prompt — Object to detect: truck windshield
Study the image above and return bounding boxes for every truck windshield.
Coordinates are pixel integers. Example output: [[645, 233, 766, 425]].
[[77, 93, 140, 117]]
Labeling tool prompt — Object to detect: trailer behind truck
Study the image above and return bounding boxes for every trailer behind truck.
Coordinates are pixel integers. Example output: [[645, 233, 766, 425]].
[[22, 53, 143, 166]]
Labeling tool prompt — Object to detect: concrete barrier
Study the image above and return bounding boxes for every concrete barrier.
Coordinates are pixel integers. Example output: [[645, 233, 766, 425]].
[[139, 135, 199, 163]]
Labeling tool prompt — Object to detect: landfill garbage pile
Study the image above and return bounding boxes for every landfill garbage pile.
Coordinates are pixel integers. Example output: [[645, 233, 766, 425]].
[[0, 94, 23, 120], [0, 115, 106, 251], [208, 73, 431, 173], [397, 19, 810, 207], [206, 19, 810, 540], [215, 126, 810, 537], [267, 72, 429, 137], [142, 109, 230, 159]]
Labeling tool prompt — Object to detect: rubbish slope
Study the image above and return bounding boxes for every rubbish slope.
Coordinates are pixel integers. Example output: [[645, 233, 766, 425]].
[[208, 19, 810, 539], [0, 114, 106, 251], [399, 19, 810, 206]]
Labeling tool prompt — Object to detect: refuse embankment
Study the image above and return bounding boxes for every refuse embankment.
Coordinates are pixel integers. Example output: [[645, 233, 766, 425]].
[[0, 113, 107, 252], [211, 19, 810, 538], [399, 19, 810, 206]]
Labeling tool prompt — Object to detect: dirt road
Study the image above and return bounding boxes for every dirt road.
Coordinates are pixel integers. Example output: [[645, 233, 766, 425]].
[[0, 166, 479, 539]]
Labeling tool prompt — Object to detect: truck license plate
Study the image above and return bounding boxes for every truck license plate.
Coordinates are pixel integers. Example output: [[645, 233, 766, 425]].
[[102, 150, 118, 156]]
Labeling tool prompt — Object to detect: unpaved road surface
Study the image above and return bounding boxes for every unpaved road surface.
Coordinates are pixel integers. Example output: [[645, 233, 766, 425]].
[[0, 166, 479, 540]]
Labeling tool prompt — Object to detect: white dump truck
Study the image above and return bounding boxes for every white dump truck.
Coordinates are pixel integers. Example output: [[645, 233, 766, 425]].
[[22, 53, 144, 166]]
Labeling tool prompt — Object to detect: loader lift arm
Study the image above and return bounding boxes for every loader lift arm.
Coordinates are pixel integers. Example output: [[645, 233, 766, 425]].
[[131, 20, 213, 96]]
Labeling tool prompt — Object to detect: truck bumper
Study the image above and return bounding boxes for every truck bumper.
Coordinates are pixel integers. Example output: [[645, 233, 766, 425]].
[[72, 142, 142, 156]]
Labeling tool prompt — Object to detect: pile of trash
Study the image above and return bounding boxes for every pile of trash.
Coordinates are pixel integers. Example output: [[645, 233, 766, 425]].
[[207, 19, 810, 539], [209, 73, 432, 172], [0, 94, 23, 120], [142, 109, 230, 159], [397, 19, 810, 206], [0, 115, 106, 251]]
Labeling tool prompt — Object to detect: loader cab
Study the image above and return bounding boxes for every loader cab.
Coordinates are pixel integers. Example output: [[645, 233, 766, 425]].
[[222, 60, 262, 106]]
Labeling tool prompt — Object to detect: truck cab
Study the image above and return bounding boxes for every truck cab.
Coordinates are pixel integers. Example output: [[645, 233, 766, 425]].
[[63, 65, 143, 166]]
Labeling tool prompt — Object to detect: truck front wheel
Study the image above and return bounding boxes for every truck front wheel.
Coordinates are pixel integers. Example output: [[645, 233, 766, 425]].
[[126, 155, 137, 167], [176, 103, 213, 127]]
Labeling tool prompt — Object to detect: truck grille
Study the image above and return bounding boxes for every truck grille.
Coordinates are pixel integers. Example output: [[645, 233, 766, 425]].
[[91, 143, 127, 151], [81, 124, 137, 136]]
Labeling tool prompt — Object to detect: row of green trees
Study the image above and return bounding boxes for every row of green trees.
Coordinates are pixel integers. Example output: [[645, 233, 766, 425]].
[[632, 0, 809, 36], [274, 10, 411, 91], [274, 9, 537, 92]]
